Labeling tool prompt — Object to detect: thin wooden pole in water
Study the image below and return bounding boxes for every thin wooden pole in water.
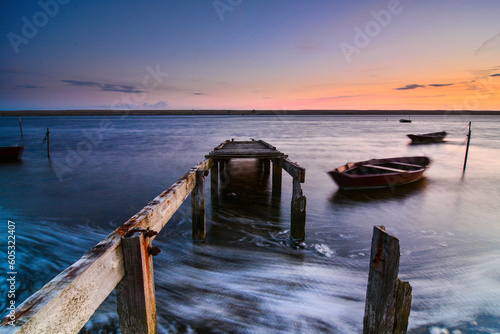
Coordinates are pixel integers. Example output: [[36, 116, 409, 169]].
[[18, 116, 23, 138], [463, 122, 471, 174], [46, 128, 51, 159]]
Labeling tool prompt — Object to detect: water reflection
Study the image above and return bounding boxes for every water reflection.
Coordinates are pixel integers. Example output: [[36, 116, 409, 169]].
[[208, 159, 283, 247], [330, 178, 429, 204]]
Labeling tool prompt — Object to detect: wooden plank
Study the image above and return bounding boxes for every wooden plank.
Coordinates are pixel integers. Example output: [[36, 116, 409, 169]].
[[0, 159, 213, 333], [192, 169, 206, 241], [363, 164, 407, 173], [213, 140, 229, 150], [363, 226, 412, 334], [258, 140, 277, 150], [117, 231, 157, 334], [277, 158, 306, 183]]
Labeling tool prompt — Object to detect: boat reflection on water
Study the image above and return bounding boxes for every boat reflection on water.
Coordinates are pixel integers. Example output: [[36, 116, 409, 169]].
[[330, 177, 429, 204]]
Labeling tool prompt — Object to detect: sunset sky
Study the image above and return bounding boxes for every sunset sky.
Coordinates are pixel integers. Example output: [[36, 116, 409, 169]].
[[1, 0, 499, 111]]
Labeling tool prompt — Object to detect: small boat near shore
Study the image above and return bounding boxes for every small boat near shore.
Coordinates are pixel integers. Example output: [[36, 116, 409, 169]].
[[327, 156, 430, 190], [0, 145, 24, 161], [399, 118, 412, 123], [407, 131, 447, 144]]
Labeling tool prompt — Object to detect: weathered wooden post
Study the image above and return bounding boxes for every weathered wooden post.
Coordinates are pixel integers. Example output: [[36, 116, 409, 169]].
[[45, 127, 51, 159], [261, 159, 270, 177], [210, 159, 219, 200], [463, 121, 471, 175], [192, 168, 206, 241], [290, 176, 306, 241], [219, 159, 228, 190], [19, 116, 23, 138], [272, 158, 282, 196], [363, 226, 412, 334], [117, 230, 159, 334]]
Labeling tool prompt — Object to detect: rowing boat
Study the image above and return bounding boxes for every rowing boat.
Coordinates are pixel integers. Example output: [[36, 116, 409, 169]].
[[407, 131, 447, 144], [327, 156, 430, 190]]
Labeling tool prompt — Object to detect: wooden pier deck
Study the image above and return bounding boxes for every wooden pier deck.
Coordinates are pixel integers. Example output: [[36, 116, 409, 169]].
[[206, 139, 287, 159]]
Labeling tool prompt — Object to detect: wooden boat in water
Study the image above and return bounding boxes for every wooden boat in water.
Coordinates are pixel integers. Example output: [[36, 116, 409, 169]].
[[0, 145, 24, 161], [407, 131, 447, 144], [399, 118, 412, 123], [327, 156, 430, 190]]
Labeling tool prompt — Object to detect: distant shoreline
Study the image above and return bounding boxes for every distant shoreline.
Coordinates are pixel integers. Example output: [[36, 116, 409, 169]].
[[1, 109, 500, 116]]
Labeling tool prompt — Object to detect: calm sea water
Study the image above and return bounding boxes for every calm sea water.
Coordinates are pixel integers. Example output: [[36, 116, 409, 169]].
[[1, 114, 499, 333]]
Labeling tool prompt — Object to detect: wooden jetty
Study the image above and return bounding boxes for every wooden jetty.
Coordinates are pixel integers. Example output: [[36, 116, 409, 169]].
[[0, 140, 411, 333], [205, 139, 306, 241]]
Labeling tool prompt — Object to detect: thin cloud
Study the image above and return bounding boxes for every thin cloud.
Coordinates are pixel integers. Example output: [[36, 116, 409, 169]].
[[394, 84, 425, 90], [490, 73, 500, 77], [193, 92, 207, 95], [475, 33, 500, 55], [428, 83, 454, 87], [61, 80, 144, 93], [14, 84, 42, 89]]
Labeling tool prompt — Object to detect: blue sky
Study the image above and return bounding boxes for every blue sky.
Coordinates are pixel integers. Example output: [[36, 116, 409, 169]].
[[1, 0, 499, 110]]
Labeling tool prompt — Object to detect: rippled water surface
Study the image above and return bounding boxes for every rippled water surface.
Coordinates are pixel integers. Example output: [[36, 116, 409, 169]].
[[1, 115, 499, 333]]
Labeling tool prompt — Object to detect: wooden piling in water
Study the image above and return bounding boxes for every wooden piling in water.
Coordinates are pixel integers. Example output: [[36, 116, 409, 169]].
[[463, 121, 471, 174], [272, 158, 282, 195], [192, 168, 206, 241], [46, 128, 50, 159], [261, 159, 270, 177], [290, 176, 306, 241], [18, 116, 23, 138], [210, 159, 219, 200], [117, 230, 158, 334], [363, 226, 412, 334]]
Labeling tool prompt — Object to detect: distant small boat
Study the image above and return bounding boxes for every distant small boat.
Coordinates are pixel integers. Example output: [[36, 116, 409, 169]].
[[327, 156, 430, 190], [0, 145, 24, 161], [407, 131, 447, 144], [399, 118, 412, 123]]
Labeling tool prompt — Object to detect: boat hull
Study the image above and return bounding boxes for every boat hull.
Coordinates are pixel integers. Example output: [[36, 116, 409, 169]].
[[407, 131, 447, 144], [327, 156, 430, 190], [0, 146, 24, 161]]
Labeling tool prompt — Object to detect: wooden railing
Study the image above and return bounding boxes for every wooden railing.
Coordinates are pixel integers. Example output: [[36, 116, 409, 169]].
[[0, 159, 213, 333]]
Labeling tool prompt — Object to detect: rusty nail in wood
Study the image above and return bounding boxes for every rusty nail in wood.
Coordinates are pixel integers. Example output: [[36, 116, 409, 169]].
[[143, 229, 158, 238], [148, 246, 161, 256]]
